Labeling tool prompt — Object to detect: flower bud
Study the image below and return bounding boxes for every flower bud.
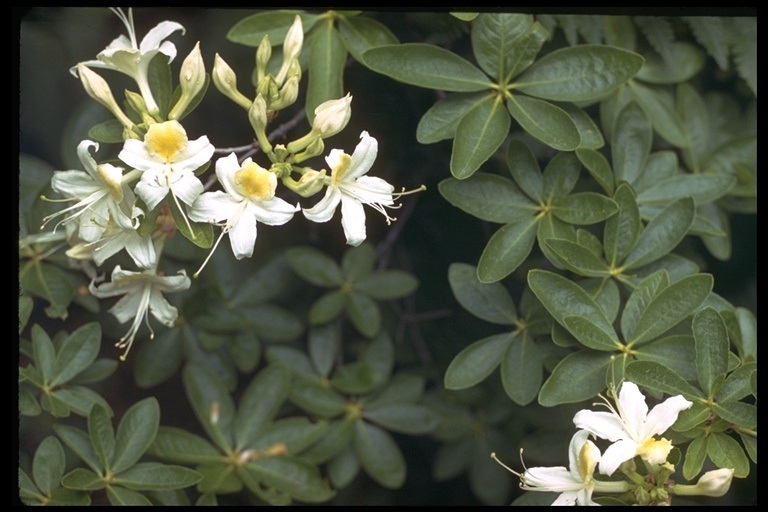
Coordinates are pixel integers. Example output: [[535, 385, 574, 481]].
[[256, 34, 272, 85], [169, 42, 206, 120], [249, 94, 272, 154], [76, 63, 135, 129], [211, 53, 252, 111], [275, 16, 303, 85], [686, 468, 734, 497], [294, 169, 327, 197], [312, 93, 352, 139], [269, 74, 299, 111]]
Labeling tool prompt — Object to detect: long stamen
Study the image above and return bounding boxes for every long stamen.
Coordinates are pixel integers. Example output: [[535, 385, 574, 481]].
[[116, 282, 152, 361], [491, 452, 523, 478], [193, 226, 228, 278]]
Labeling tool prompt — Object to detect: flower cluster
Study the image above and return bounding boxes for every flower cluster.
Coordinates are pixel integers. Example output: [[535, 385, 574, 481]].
[[39, 8, 421, 360], [494, 381, 734, 506]]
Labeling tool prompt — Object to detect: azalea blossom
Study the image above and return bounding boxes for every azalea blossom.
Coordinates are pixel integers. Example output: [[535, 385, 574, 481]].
[[90, 265, 190, 360], [119, 120, 214, 213], [493, 430, 604, 506], [302, 131, 396, 246], [573, 382, 692, 476], [188, 153, 299, 267], [72, 7, 184, 115], [42, 140, 138, 243]]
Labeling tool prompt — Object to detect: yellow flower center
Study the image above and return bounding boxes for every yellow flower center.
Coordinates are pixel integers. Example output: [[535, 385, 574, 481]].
[[636, 437, 673, 465], [235, 160, 276, 200], [331, 152, 352, 187], [578, 440, 600, 481], [144, 121, 188, 162], [96, 163, 124, 202]]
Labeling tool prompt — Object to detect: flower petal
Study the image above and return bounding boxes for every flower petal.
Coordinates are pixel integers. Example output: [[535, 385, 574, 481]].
[[597, 438, 638, 476], [135, 170, 170, 211], [170, 171, 204, 206], [170, 135, 215, 173], [189, 191, 241, 224], [573, 410, 631, 443], [119, 139, 162, 171], [641, 395, 692, 439], [346, 131, 378, 180], [227, 207, 257, 259], [139, 21, 184, 54], [303, 187, 341, 223], [248, 198, 299, 226], [340, 194, 366, 246], [147, 288, 180, 326], [214, 153, 245, 200], [617, 382, 649, 441]]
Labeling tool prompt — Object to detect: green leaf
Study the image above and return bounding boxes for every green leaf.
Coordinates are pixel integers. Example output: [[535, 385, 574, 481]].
[[603, 183, 640, 266], [623, 272, 672, 345], [19, 386, 41, 416], [356, 270, 419, 300], [438, 174, 536, 224], [227, 10, 320, 46], [692, 307, 729, 397], [338, 16, 399, 65], [19, 295, 33, 334], [707, 432, 750, 478], [115, 462, 201, 491], [450, 95, 511, 179], [87, 119, 124, 143], [562, 103, 605, 150], [611, 101, 651, 185], [72, 358, 118, 385], [448, 262, 517, 324], [471, 13, 534, 81], [623, 197, 695, 270], [682, 436, 707, 480], [542, 151, 580, 200], [331, 361, 379, 394], [290, 378, 348, 418], [308, 323, 341, 379], [341, 242, 375, 282], [477, 216, 539, 283], [628, 80, 688, 148], [112, 397, 160, 474], [346, 292, 381, 338], [713, 402, 756, 430], [243, 456, 335, 503], [527, 270, 616, 340], [33, 436, 66, 496], [19, 261, 76, 319], [739, 431, 757, 464], [416, 92, 486, 144], [50, 322, 100, 387], [363, 404, 439, 435], [363, 43, 493, 92], [150, 427, 221, 465], [286, 246, 343, 286], [88, 404, 115, 471], [106, 485, 153, 506], [444, 333, 513, 390], [635, 335, 697, 382], [303, 419, 354, 464], [61, 467, 106, 491], [503, 22, 550, 82], [41, 391, 71, 418], [501, 334, 542, 406], [715, 362, 756, 403], [55, 386, 112, 418], [637, 174, 735, 205], [551, 192, 618, 225], [167, 197, 213, 249], [306, 18, 346, 123], [134, 327, 182, 389], [255, 417, 328, 454], [353, 421, 406, 489], [54, 424, 101, 474], [309, 290, 346, 325], [624, 360, 704, 399], [543, 239, 609, 278], [506, 137, 543, 202], [538, 350, 612, 406], [630, 273, 713, 346], [182, 363, 235, 453], [361, 334, 395, 386], [506, 94, 580, 151], [514, 45, 643, 102], [246, 304, 303, 342], [564, 316, 621, 351], [195, 462, 242, 494], [31, 324, 55, 382], [576, 148, 614, 196], [729, 18, 756, 96]]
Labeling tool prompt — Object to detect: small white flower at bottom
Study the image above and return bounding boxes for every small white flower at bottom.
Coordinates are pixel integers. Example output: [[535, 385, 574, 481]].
[[89, 265, 190, 360]]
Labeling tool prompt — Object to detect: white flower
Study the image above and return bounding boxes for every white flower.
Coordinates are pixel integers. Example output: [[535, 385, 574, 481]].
[[573, 382, 692, 476], [311, 94, 352, 138], [675, 468, 734, 497], [188, 153, 299, 262], [119, 120, 214, 211], [72, 8, 184, 115], [302, 131, 396, 247], [513, 430, 602, 506], [42, 140, 136, 243], [90, 265, 190, 360]]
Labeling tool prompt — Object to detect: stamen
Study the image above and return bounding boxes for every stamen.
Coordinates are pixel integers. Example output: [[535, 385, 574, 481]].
[[193, 226, 228, 278], [491, 452, 523, 478]]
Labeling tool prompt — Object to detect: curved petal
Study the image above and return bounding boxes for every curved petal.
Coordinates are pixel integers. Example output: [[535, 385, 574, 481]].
[[568, 430, 594, 478], [215, 153, 244, 200], [147, 289, 179, 326], [188, 191, 241, 223], [227, 208, 257, 259], [98, 49, 142, 78], [597, 438, 638, 476], [249, 198, 299, 226], [303, 187, 341, 223], [617, 382, 649, 440], [136, 171, 170, 211], [172, 136, 215, 173], [124, 233, 157, 269], [340, 194, 366, 246], [119, 140, 161, 171], [641, 395, 692, 439], [109, 288, 147, 323], [51, 171, 100, 197], [522, 466, 581, 491], [139, 21, 185, 53], [551, 490, 579, 505], [170, 171, 204, 206], [573, 410, 629, 443], [346, 131, 378, 180], [152, 271, 191, 293]]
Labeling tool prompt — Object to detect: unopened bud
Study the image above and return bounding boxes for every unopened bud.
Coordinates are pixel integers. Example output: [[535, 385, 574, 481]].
[[673, 468, 734, 498], [270, 74, 299, 111], [169, 42, 206, 120], [312, 93, 352, 138], [275, 16, 304, 85], [76, 63, 135, 129], [256, 34, 272, 86], [294, 169, 327, 197], [211, 53, 252, 111]]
